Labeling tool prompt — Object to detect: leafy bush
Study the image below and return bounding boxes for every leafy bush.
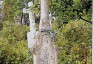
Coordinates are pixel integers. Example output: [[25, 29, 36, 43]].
[[53, 20, 92, 64], [0, 21, 33, 64]]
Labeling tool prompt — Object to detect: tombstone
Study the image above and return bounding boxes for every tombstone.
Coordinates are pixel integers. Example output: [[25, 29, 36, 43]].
[[26, 1, 58, 64], [31, 0, 58, 64], [23, 1, 36, 49]]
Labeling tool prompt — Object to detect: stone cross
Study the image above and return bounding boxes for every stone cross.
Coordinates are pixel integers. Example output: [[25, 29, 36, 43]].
[[23, 1, 36, 49]]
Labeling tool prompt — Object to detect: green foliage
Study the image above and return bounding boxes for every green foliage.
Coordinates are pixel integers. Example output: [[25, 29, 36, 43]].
[[53, 20, 92, 64], [0, 21, 33, 64], [49, 0, 92, 25], [0, 23, 3, 30], [0, 0, 92, 64], [2, 0, 32, 22], [2, 0, 24, 21]]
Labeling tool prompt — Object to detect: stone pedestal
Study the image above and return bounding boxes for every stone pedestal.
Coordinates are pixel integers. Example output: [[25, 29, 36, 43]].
[[31, 32, 58, 64]]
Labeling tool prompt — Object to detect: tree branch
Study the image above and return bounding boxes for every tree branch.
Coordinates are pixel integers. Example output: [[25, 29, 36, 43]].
[[80, 16, 92, 24]]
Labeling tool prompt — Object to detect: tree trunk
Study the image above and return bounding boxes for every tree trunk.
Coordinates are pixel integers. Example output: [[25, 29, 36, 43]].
[[32, 0, 58, 64], [39, 0, 51, 31]]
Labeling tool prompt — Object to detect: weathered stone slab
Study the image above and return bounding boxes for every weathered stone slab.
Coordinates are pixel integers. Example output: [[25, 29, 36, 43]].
[[27, 32, 36, 48], [32, 32, 58, 64]]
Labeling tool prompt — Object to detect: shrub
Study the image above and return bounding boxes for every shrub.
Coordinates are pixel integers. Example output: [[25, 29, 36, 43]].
[[53, 20, 92, 64], [0, 21, 33, 64]]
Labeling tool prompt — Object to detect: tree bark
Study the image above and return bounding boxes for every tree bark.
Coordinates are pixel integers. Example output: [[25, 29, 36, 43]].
[[32, 0, 58, 64], [39, 0, 51, 31]]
